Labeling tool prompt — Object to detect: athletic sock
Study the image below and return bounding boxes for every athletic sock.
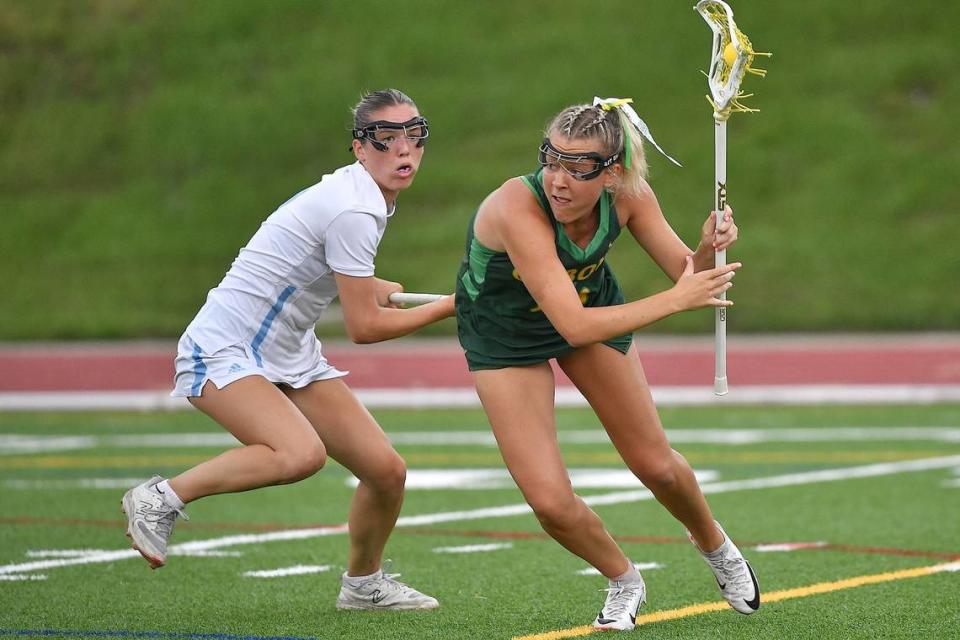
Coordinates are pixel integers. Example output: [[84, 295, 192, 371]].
[[155, 479, 186, 510], [702, 531, 730, 558], [611, 562, 642, 584], [345, 568, 382, 582]]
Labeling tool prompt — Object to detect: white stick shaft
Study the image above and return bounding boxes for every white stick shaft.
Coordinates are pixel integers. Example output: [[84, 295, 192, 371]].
[[714, 118, 729, 396], [388, 292, 445, 305]]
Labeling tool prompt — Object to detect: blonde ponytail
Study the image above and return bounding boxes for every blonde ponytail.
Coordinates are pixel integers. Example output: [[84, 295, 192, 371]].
[[614, 109, 648, 197]]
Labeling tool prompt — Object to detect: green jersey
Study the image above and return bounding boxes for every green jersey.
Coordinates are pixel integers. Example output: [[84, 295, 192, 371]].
[[455, 169, 632, 370]]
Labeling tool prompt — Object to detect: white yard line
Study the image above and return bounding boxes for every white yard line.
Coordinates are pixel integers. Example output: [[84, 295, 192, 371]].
[[432, 543, 513, 554], [6, 478, 153, 489], [3, 385, 960, 411], [23, 548, 237, 558], [26, 549, 119, 558], [576, 562, 663, 576], [392, 427, 960, 446], [242, 564, 332, 578], [754, 542, 828, 552], [4, 427, 960, 456], [2, 454, 959, 577], [344, 469, 718, 491], [0, 549, 142, 575]]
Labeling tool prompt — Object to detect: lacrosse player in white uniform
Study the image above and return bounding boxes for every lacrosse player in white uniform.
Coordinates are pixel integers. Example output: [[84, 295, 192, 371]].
[[122, 89, 453, 611]]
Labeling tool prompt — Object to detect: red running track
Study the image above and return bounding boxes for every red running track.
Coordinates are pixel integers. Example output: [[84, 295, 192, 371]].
[[1, 335, 959, 392]]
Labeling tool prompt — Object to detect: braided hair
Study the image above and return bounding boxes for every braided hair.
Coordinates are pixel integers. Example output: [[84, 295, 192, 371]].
[[546, 104, 648, 197]]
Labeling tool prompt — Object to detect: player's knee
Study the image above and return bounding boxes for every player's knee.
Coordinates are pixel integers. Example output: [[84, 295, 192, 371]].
[[363, 453, 407, 496], [277, 440, 327, 482], [529, 493, 578, 531], [635, 461, 679, 493], [378, 454, 408, 493]]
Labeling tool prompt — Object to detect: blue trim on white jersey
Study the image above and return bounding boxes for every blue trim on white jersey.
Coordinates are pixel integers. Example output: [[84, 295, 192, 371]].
[[251, 285, 297, 366], [190, 342, 207, 396]]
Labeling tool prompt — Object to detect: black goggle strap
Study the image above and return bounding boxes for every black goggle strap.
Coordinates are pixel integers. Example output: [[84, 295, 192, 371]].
[[537, 138, 620, 180], [351, 117, 429, 152]]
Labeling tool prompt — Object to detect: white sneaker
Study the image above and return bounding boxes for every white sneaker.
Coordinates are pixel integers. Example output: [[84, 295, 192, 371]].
[[592, 575, 646, 631], [121, 475, 188, 569], [690, 522, 760, 614], [336, 563, 439, 611]]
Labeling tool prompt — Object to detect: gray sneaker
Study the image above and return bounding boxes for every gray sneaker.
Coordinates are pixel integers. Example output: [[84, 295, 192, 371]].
[[690, 522, 760, 614], [593, 575, 646, 631], [336, 563, 439, 610], [121, 475, 188, 569]]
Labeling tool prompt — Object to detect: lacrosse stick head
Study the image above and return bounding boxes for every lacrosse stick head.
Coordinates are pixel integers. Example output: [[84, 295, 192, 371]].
[[695, 0, 770, 120]]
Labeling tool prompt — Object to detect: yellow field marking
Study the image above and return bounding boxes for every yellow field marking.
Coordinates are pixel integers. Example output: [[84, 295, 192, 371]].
[[512, 561, 960, 640]]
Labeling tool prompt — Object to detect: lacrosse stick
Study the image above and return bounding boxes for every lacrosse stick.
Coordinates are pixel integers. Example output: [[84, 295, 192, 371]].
[[695, 0, 770, 395]]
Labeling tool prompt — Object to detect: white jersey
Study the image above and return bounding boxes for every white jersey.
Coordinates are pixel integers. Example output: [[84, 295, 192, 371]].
[[183, 161, 391, 375]]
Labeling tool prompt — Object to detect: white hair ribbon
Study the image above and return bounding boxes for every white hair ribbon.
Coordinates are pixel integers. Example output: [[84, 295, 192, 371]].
[[593, 96, 683, 167]]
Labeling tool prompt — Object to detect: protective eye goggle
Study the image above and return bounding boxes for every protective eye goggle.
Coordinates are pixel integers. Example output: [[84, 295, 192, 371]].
[[537, 138, 620, 181], [352, 116, 429, 152]]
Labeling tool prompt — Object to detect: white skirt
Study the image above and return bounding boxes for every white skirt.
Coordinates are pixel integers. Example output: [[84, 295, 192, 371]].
[[171, 333, 347, 398]]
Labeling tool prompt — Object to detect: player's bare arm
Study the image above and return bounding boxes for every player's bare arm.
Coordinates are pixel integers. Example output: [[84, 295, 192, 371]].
[[484, 186, 734, 347], [618, 184, 738, 278], [336, 273, 454, 344]]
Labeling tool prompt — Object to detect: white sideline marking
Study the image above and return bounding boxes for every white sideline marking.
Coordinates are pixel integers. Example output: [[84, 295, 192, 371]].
[[0, 434, 240, 455], [243, 564, 333, 578], [389, 427, 960, 446], [576, 562, 663, 576], [26, 548, 242, 559], [5, 427, 960, 456], [2, 455, 959, 577], [173, 524, 351, 554], [0, 549, 142, 574], [7, 478, 151, 489], [346, 469, 719, 491], [754, 542, 828, 553], [646, 427, 960, 445], [946, 467, 960, 487], [26, 549, 117, 558], [169, 549, 242, 558], [0, 435, 95, 454], [3, 384, 960, 411], [432, 543, 513, 554], [391, 432, 498, 446]]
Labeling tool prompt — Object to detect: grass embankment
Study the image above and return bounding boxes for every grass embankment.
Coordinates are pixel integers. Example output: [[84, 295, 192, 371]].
[[2, 1, 957, 338]]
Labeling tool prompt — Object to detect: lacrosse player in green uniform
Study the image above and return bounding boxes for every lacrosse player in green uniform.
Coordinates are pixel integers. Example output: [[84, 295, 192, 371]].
[[455, 98, 758, 631]]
